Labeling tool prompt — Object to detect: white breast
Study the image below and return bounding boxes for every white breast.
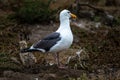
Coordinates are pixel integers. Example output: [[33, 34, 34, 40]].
[[49, 29, 73, 52]]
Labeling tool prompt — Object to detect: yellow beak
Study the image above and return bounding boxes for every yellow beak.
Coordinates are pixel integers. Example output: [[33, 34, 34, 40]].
[[70, 13, 77, 19]]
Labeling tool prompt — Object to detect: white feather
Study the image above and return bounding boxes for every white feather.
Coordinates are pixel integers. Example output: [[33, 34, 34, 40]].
[[49, 10, 73, 52]]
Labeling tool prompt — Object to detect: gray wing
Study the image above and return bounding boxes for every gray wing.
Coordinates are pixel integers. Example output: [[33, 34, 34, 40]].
[[33, 32, 61, 52]]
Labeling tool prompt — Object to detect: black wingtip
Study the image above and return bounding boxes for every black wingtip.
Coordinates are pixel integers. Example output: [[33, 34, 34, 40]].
[[20, 48, 41, 53]]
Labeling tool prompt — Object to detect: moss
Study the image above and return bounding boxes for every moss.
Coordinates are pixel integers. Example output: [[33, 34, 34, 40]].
[[94, 16, 101, 22], [115, 17, 120, 25], [14, 0, 57, 24]]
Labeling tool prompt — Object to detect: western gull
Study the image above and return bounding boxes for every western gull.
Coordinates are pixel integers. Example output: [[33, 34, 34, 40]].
[[21, 9, 77, 67]]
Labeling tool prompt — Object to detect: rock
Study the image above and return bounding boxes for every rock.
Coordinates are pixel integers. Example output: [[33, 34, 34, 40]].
[[3, 70, 14, 78], [19, 40, 37, 66], [43, 73, 57, 80]]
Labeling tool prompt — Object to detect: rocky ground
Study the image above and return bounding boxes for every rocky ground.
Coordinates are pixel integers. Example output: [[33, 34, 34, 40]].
[[0, 21, 120, 80]]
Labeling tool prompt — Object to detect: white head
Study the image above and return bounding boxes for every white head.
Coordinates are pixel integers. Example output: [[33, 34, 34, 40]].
[[59, 9, 76, 21]]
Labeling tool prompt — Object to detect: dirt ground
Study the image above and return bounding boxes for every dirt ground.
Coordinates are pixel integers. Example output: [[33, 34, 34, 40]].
[[0, 22, 120, 80]]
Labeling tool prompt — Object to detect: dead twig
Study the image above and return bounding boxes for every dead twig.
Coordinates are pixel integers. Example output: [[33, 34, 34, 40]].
[[19, 40, 37, 66]]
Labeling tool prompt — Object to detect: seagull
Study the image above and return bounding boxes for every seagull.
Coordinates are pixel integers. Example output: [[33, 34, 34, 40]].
[[21, 9, 77, 68]]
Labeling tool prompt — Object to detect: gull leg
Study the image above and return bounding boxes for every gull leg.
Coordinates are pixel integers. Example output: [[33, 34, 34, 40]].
[[54, 53, 67, 69], [54, 53, 60, 66]]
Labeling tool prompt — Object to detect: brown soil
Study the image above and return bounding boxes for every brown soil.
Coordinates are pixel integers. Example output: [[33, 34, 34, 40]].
[[0, 22, 120, 80]]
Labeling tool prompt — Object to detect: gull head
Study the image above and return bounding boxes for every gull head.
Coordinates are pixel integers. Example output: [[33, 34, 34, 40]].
[[60, 9, 77, 21]]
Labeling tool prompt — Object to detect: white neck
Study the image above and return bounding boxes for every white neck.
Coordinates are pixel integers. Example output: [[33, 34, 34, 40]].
[[56, 18, 71, 32]]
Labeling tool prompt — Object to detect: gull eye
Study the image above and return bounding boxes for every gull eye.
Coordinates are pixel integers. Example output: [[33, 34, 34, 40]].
[[67, 11, 70, 14]]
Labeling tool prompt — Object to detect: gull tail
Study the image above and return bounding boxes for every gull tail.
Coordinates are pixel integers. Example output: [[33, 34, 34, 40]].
[[20, 48, 40, 53]]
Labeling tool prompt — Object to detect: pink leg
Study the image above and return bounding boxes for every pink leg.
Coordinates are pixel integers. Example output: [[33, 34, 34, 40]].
[[54, 53, 60, 66], [54, 53, 67, 69]]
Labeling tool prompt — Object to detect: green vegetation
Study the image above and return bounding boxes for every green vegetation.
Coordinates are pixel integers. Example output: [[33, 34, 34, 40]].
[[14, 0, 56, 23], [116, 17, 120, 25], [0, 0, 57, 24]]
